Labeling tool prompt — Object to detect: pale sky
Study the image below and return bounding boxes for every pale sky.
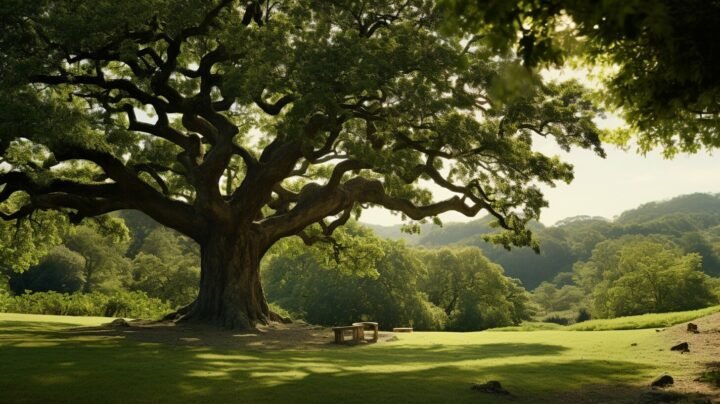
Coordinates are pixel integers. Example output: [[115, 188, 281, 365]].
[[358, 142, 720, 227]]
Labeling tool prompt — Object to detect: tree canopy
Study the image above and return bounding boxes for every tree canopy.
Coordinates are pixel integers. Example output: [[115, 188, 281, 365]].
[[573, 235, 717, 317], [439, 0, 720, 155], [0, 0, 603, 327]]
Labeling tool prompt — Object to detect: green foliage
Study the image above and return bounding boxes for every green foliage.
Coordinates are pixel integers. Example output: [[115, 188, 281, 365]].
[[439, 0, 720, 156], [1, 290, 171, 319], [267, 302, 292, 321], [379, 193, 720, 288], [264, 226, 447, 330], [0, 0, 618, 325], [0, 289, 9, 313], [0, 0, 607, 257], [697, 369, 720, 388], [576, 308, 591, 323], [127, 227, 200, 308], [396, 215, 608, 289], [711, 277, 720, 302], [62, 224, 131, 293], [3, 212, 199, 311], [616, 194, 720, 225], [372, 194, 720, 323], [118, 210, 164, 258], [541, 314, 570, 326], [0, 209, 68, 273], [531, 282, 585, 313], [577, 236, 718, 318], [420, 247, 531, 330], [264, 226, 531, 331], [8, 246, 85, 293]]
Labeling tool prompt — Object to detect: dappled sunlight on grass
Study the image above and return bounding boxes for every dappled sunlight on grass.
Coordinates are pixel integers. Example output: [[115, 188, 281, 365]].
[[32, 373, 79, 385], [0, 313, 688, 403], [196, 353, 259, 361], [13, 341, 62, 348], [186, 369, 233, 378], [0, 312, 113, 326]]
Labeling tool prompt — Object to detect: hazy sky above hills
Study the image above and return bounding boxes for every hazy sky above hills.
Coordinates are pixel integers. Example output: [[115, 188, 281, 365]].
[[359, 141, 720, 227]]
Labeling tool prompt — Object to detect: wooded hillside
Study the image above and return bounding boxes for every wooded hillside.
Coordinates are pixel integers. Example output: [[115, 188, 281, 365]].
[[369, 193, 720, 288]]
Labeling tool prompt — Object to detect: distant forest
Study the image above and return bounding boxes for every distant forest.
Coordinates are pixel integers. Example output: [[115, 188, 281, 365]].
[[3, 193, 719, 330], [370, 193, 720, 289]]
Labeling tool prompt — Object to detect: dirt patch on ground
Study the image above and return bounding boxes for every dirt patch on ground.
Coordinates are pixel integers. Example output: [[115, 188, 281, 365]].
[[64, 320, 397, 350], [658, 312, 720, 402], [546, 384, 714, 404], [537, 313, 720, 404]]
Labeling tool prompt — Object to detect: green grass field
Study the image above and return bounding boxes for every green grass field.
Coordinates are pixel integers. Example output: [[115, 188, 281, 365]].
[[566, 305, 720, 331], [1, 312, 710, 403], [490, 305, 720, 332]]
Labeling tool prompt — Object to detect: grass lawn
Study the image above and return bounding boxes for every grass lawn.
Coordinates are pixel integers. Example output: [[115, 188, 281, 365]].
[[567, 305, 720, 331], [0, 312, 710, 403], [491, 305, 720, 332]]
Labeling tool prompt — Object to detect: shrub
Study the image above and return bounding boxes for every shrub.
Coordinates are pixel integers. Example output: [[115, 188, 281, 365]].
[[102, 291, 171, 318], [698, 370, 720, 387], [576, 308, 591, 323], [0, 290, 10, 313], [268, 302, 292, 321], [543, 314, 570, 326], [1, 291, 172, 319], [410, 298, 448, 331]]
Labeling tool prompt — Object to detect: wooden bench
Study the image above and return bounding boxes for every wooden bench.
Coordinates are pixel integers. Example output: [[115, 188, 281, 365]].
[[393, 327, 413, 333], [332, 325, 364, 344], [352, 322, 379, 342]]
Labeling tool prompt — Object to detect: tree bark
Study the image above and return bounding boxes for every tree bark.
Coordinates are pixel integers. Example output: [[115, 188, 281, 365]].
[[175, 230, 273, 329]]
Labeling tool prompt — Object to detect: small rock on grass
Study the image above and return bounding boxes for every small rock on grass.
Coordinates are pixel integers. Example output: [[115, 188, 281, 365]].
[[108, 318, 130, 327], [687, 323, 699, 334], [650, 374, 674, 388], [471, 381, 512, 396], [670, 342, 690, 353]]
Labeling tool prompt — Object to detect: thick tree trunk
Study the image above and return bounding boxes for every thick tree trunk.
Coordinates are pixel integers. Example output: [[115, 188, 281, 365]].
[[175, 231, 273, 329]]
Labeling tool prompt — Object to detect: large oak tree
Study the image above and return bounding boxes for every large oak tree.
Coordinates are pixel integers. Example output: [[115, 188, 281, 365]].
[[0, 0, 603, 328]]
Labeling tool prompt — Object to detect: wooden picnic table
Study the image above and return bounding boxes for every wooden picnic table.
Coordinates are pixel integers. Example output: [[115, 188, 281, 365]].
[[352, 322, 379, 342], [332, 325, 364, 344], [332, 321, 380, 344]]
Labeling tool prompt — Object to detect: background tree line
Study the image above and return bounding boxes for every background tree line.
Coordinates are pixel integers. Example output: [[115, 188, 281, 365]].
[[2, 193, 720, 329], [263, 223, 530, 330], [1, 210, 200, 312], [373, 193, 720, 323]]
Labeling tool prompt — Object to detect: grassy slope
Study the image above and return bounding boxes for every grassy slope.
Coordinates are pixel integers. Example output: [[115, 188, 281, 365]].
[[567, 305, 720, 331], [491, 305, 720, 332], [0, 313, 694, 403]]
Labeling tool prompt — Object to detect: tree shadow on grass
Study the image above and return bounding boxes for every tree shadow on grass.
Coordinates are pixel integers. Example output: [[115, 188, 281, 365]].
[[0, 341, 669, 403], [2, 321, 710, 403], [0, 320, 85, 334]]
